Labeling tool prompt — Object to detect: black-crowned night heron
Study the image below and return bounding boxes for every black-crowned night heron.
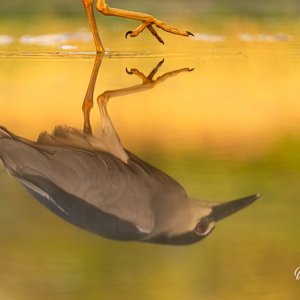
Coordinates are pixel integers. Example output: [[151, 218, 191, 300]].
[[0, 57, 260, 245], [0, 127, 260, 245], [82, 0, 194, 52]]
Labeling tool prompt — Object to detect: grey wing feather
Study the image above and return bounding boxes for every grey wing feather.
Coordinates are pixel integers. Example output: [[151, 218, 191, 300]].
[[126, 150, 188, 198], [38, 125, 129, 163], [0, 127, 154, 234]]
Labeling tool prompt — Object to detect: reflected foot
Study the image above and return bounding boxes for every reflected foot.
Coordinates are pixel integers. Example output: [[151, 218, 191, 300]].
[[96, 0, 193, 45], [125, 59, 194, 85]]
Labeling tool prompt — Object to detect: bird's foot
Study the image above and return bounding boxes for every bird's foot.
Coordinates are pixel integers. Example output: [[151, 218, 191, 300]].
[[95, 0, 193, 45], [125, 21, 194, 45]]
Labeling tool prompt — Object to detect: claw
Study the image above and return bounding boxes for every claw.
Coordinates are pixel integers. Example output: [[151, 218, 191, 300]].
[[126, 67, 133, 74], [125, 31, 133, 39], [147, 25, 164, 45], [186, 31, 194, 37]]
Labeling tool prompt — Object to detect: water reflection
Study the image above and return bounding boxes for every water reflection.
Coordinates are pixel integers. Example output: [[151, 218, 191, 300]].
[[0, 56, 260, 245]]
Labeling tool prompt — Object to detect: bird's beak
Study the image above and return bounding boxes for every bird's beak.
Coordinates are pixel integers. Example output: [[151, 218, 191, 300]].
[[209, 193, 261, 223]]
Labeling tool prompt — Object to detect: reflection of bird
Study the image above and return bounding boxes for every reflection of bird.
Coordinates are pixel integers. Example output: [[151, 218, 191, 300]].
[[0, 58, 260, 245], [82, 0, 194, 52], [0, 128, 260, 245]]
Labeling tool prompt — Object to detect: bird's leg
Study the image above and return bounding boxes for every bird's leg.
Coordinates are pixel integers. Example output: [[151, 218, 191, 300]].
[[96, 91, 130, 164], [95, 0, 193, 44], [82, 54, 103, 134], [125, 59, 164, 82], [82, 0, 105, 53], [145, 59, 165, 80], [154, 67, 194, 84], [126, 59, 194, 86]]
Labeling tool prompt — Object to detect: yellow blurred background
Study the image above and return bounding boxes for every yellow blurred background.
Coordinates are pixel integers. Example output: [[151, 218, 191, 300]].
[[1, 2, 300, 300], [1, 42, 300, 159]]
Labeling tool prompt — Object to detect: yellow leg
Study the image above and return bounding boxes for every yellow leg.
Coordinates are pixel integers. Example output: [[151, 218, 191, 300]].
[[95, 0, 193, 44], [82, 0, 105, 53], [82, 54, 103, 134]]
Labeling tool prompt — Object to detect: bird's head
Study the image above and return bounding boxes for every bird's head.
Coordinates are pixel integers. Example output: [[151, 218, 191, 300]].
[[144, 193, 260, 245]]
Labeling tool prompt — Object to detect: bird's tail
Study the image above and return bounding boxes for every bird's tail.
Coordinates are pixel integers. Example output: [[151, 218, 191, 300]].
[[0, 126, 14, 139], [0, 126, 50, 177], [0, 126, 36, 149], [0, 127, 14, 170]]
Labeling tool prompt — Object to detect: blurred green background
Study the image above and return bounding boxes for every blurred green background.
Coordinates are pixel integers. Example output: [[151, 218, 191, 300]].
[[0, 0, 300, 15]]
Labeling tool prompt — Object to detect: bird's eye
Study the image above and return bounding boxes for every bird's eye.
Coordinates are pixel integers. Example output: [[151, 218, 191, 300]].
[[195, 220, 208, 234]]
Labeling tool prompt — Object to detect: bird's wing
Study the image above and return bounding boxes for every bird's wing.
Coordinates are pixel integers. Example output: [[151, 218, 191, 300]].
[[17, 174, 150, 241], [0, 127, 155, 237], [37, 126, 129, 164], [126, 150, 188, 199]]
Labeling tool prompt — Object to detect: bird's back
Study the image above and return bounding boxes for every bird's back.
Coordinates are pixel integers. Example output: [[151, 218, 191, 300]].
[[0, 126, 187, 239]]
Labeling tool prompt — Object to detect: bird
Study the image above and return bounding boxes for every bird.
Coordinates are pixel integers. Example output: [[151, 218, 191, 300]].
[[0, 128, 260, 245], [0, 57, 260, 245], [82, 0, 194, 52]]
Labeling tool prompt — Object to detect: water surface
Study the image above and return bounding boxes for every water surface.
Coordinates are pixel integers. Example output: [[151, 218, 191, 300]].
[[0, 10, 300, 300]]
